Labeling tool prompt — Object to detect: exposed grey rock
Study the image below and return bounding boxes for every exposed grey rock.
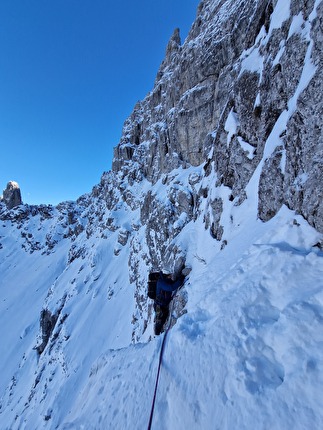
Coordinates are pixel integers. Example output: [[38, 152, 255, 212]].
[[36, 309, 59, 355], [168, 185, 194, 218], [163, 243, 187, 278], [164, 27, 181, 65], [117, 228, 130, 246], [112, 0, 322, 233], [2, 181, 22, 209], [258, 147, 285, 221], [209, 198, 224, 240]]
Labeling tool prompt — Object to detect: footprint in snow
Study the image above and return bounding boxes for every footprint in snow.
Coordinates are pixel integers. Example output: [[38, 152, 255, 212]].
[[243, 355, 285, 394], [237, 299, 284, 393], [238, 300, 280, 336]]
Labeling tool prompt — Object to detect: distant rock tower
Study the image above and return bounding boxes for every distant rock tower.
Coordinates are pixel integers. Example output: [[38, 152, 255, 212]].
[[1, 181, 22, 209]]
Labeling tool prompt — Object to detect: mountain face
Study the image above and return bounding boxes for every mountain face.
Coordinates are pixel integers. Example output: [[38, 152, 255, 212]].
[[1, 1, 323, 429], [114, 0, 322, 232]]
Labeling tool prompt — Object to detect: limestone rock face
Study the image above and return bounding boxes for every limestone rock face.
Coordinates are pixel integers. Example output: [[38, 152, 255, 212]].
[[112, 0, 323, 233], [2, 181, 22, 209]]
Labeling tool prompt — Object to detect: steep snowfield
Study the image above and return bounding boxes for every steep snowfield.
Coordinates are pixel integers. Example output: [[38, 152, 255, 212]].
[[1, 190, 322, 429], [63, 208, 323, 430]]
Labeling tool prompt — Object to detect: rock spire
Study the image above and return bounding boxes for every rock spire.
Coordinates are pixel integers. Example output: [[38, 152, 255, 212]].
[[1, 181, 22, 209]]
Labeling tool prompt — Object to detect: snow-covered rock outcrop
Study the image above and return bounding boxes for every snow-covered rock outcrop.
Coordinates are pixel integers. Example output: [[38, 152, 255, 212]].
[[1, 181, 22, 209], [1, 1, 323, 429]]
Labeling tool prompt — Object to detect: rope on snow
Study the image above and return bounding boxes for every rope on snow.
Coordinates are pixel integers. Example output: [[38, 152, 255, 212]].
[[147, 294, 177, 430]]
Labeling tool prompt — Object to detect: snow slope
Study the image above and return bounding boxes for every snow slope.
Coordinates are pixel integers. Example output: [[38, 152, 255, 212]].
[[1, 182, 322, 429], [63, 208, 323, 430]]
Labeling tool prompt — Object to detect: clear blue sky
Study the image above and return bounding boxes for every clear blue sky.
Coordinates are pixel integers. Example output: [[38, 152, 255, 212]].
[[0, 0, 199, 205]]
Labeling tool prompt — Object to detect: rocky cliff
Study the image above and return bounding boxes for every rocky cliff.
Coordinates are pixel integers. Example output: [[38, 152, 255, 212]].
[[114, 0, 322, 232], [112, 0, 323, 330]]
